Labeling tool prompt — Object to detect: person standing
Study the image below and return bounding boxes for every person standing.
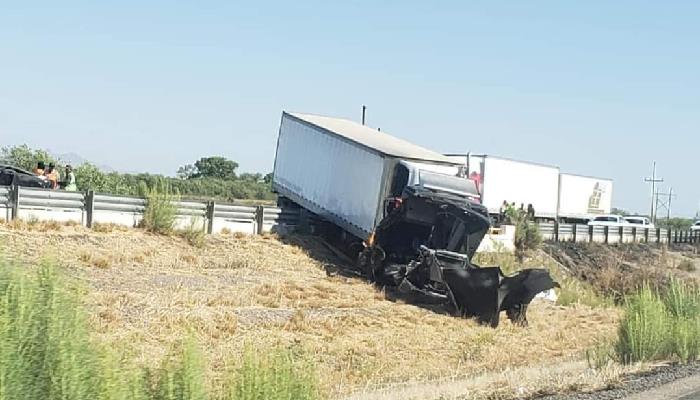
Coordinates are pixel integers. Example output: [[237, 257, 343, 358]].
[[44, 163, 60, 189], [499, 200, 508, 223], [527, 204, 536, 221], [61, 165, 77, 191], [33, 161, 45, 176]]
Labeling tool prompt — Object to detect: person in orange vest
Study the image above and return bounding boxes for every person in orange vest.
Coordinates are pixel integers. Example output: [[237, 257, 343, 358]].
[[33, 161, 45, 176], [44, 163, 60, 189]]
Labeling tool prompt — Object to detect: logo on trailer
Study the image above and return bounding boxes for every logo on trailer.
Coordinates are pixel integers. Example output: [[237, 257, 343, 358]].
[[587, 182, 607, 214]]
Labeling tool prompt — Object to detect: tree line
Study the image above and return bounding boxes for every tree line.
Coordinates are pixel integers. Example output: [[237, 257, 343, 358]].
[[1, 145, 276, 202]]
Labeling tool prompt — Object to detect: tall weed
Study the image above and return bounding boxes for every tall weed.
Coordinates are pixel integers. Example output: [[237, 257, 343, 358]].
[[224, 345, 320, 400], [616, 280, 700, 364], [0, 260, 324, 400], [0, 262, 101, 400], [140, 180, 178, 234]]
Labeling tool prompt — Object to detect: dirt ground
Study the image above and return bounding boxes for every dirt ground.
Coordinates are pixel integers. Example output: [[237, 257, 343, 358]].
[[0, 222, 626, 399], [543, 241, 700, 299]]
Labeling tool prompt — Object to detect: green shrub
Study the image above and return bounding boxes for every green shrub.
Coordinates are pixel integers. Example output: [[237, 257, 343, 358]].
[[0, 262, 102, 400], [616, 285, 668, 363], [0, 259, 325, 400], [176, 218, 206, 248], [140, 180, 178, 234], [514, 221, 542, 253], [150, 338, 208, 400], [586, 340, 615, 370], [557, 276, 612, 308], [616, 280, 700, 364], [224, 346, 320, 400]]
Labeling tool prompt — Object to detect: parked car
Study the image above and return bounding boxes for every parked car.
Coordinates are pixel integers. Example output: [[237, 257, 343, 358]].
[[691, 221, 700, 232], [0, 165, 50, 188], [587, 214, 629, 227], [623, 216, 655, 229]]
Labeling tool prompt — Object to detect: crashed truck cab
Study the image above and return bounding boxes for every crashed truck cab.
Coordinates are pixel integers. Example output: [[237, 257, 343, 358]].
[[359, 161, 558, 327]]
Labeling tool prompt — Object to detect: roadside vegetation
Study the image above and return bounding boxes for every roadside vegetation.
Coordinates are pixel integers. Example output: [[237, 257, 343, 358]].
[[0, 144, 275, 202], [0, 226, 622, 399], [0, 260, 320, 400], [616, 279, 700, 364], [139, 180, 178, 234]]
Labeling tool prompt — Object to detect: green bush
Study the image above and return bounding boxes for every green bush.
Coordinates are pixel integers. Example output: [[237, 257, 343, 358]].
[[176, 218, 206, 248], [225, 346, 320, 400], [514, 221, 542, 253], [616, 285, 668, 363], [140, 180, 178, 234], [0, 260, 324, 400], [616, 280, 700, 364], [0, 262, 102, 400], [150, 338, 208, 400], [556, 276, 612, 308]]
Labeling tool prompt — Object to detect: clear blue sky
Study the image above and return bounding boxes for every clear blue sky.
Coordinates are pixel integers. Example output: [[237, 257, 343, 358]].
[[1, 1, 698, 216]]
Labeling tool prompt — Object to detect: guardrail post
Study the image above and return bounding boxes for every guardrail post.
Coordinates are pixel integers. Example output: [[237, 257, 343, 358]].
[[632, 227, 637, 243], [10, 183, 19, 220], [255, 206, 264, 235], [618, 226, 624, 243], [604, 226, 609, 244], [206, 201, 215, 234], [553, 222, 560, 242], [667, 229, 672, 244], [656, 228, 661, 244], [84, 190, 95, 228], [644, 228, 649, 243], [589, 225, 594, 243], [572, 224, 577, 243]]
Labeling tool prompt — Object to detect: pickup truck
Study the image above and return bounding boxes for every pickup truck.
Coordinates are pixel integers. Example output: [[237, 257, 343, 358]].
[[623, 216, 655, 229], [587, 215, 629, 227], [691, 221, 700, 232]]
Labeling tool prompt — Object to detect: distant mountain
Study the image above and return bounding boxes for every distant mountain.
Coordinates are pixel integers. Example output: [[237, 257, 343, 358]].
[[51, 151, 116, 172]]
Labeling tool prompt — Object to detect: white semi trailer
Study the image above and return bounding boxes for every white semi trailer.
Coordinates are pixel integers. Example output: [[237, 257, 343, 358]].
[[445, 154, 561, 219], [557, 173, 613, 221], [273, 112, 480, 241]]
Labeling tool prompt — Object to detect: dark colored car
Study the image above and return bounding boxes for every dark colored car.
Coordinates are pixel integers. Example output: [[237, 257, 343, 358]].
[[0, 165, 51, 188]]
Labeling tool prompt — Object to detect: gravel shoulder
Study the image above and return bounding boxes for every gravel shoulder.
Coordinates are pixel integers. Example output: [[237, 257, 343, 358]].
[[538, 362, 700, 400]]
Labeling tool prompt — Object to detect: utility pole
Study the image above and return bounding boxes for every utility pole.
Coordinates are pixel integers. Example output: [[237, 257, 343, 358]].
[[644, 161, 664, 223], [361, 105, 366, 125], [653, 188, 676, 225]]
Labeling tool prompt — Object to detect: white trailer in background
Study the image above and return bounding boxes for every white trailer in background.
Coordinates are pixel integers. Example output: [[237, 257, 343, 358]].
[[445, 154, 560, 219], [557, 173, 613, 222]]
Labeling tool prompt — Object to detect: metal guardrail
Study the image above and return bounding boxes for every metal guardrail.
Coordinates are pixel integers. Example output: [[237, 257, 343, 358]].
[[538, 222, 699, 244], [0, 184, 299, 234], [214, 204, 257, 222], [1, 184, 698, 243], [0, 186, 9, 207]]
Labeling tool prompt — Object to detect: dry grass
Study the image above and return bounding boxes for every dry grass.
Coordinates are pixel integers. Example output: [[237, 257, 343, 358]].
[[0, 225, 621, 399], [92, 222, 130, 233], [0, 217, 80, 232]]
